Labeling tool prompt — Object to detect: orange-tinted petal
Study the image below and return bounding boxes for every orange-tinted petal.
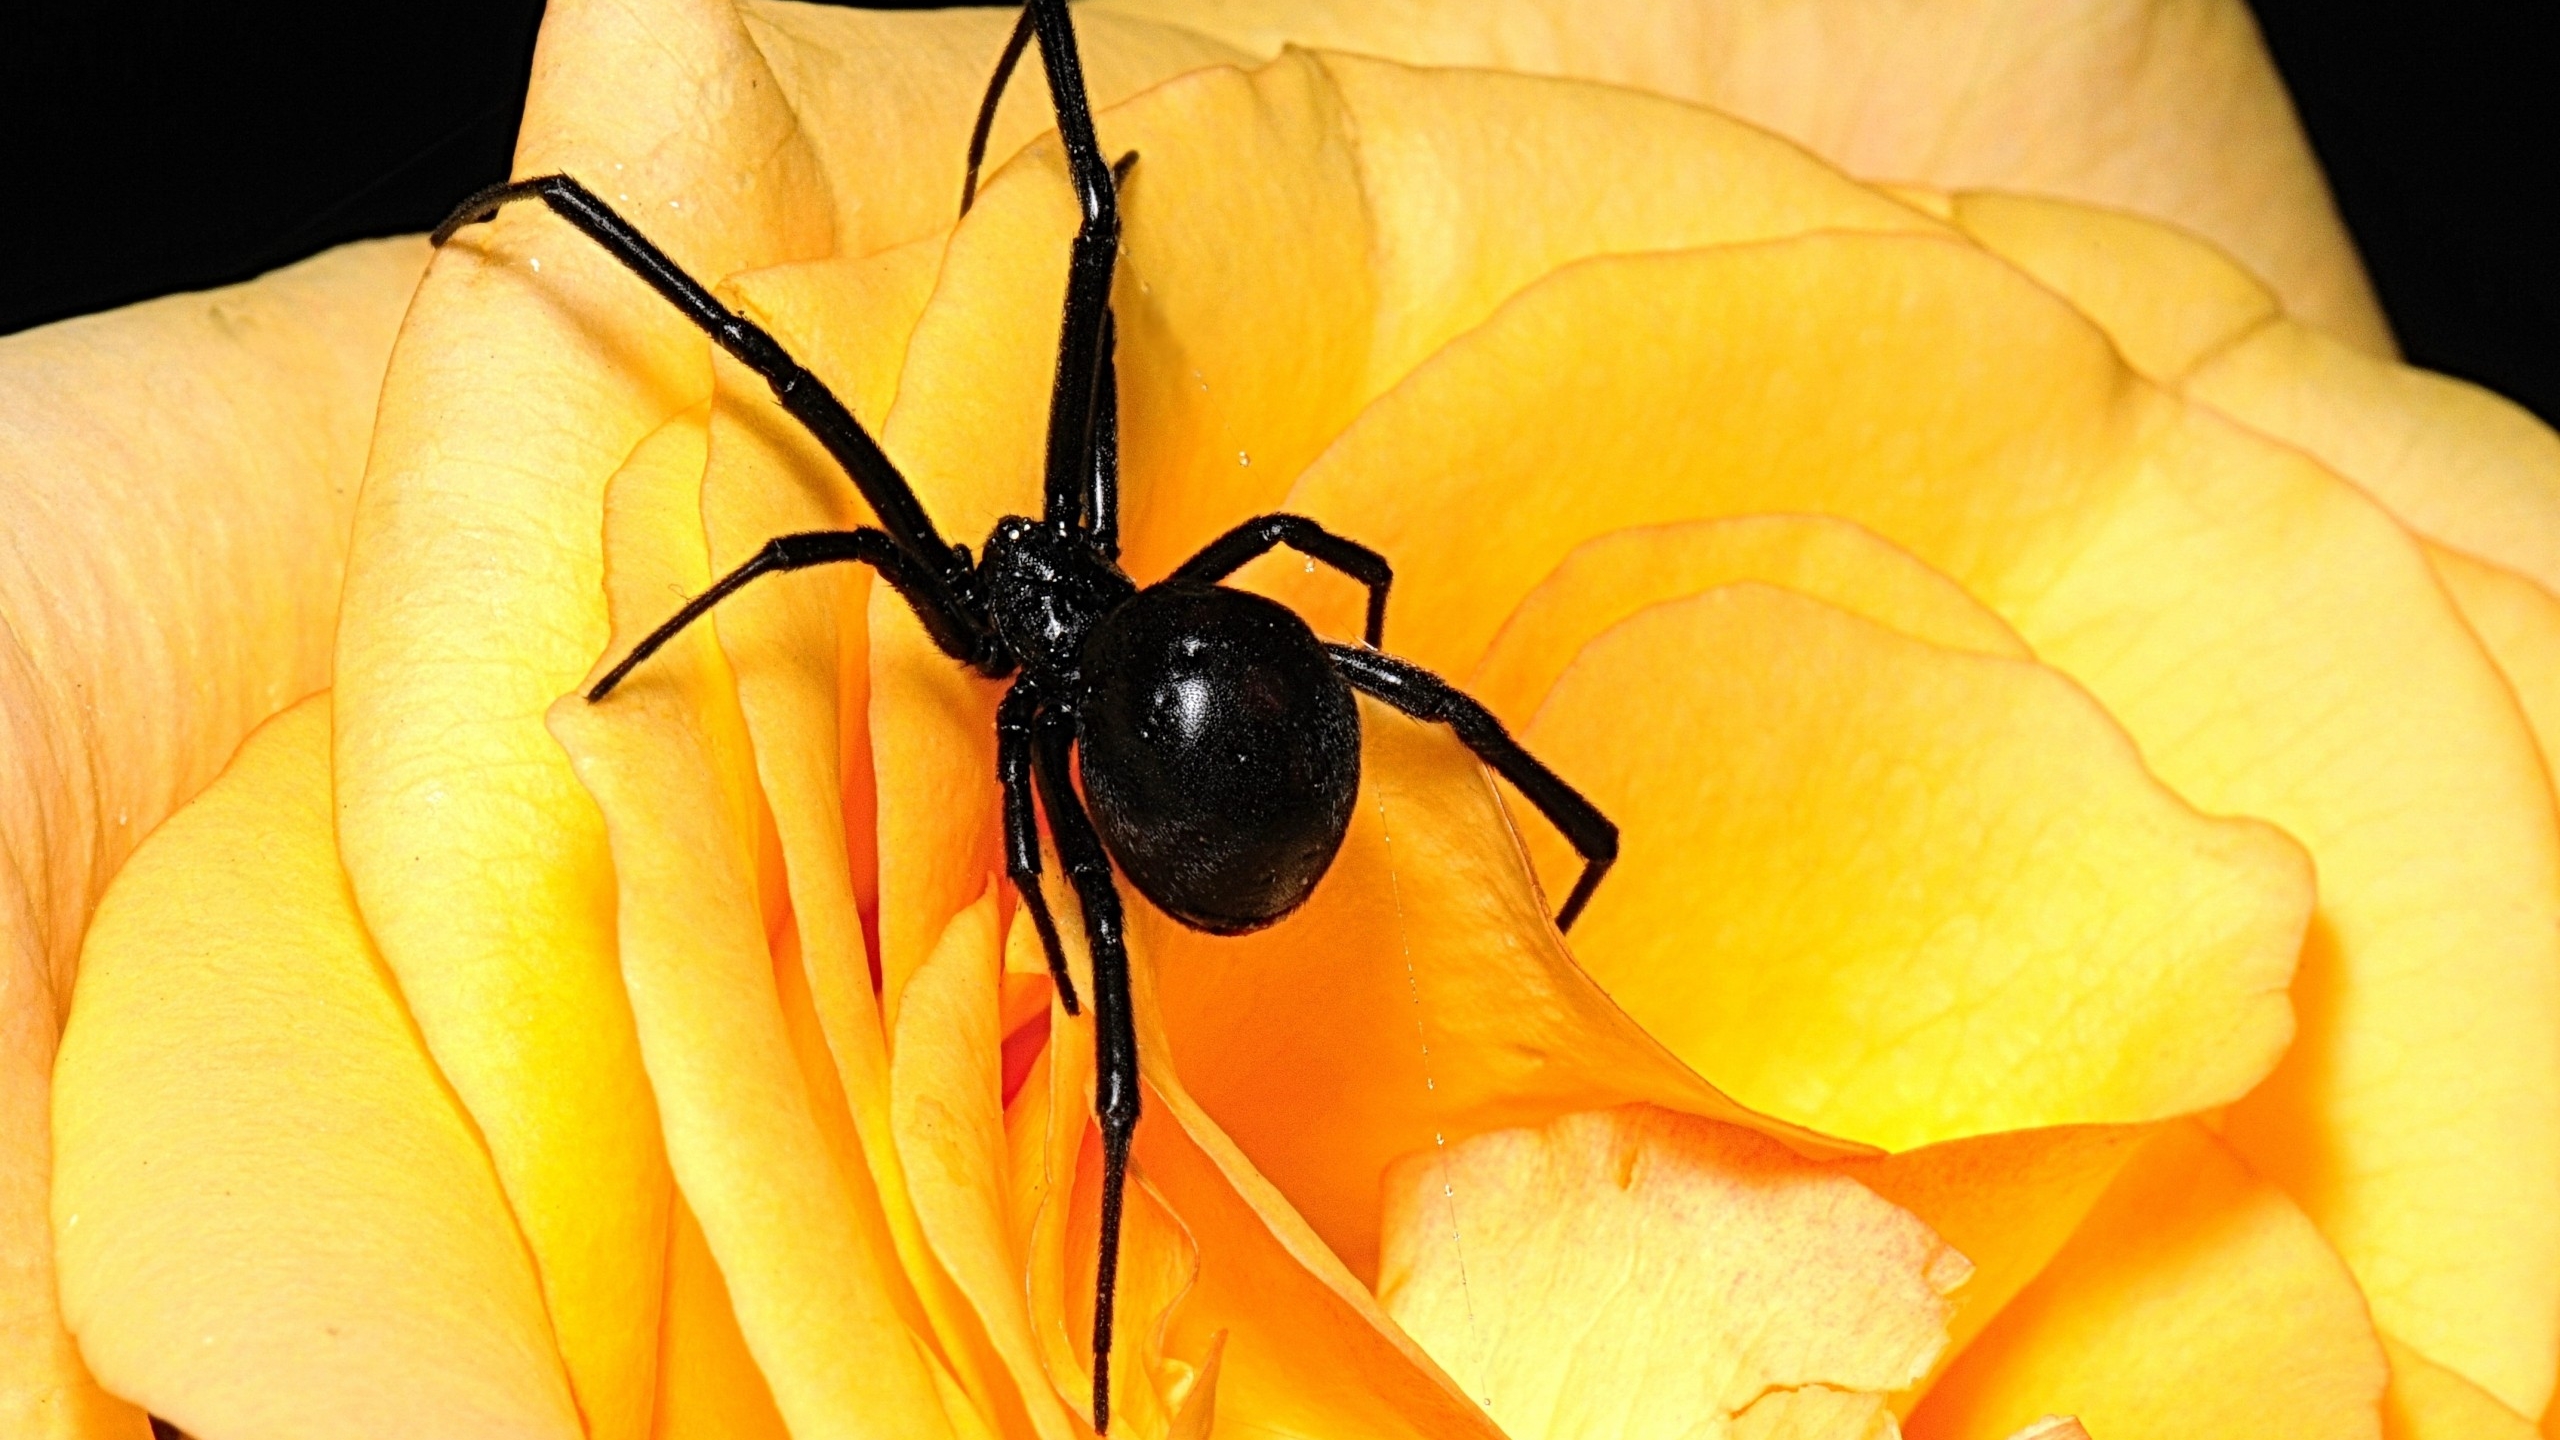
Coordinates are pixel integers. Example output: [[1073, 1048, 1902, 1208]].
[[2382, 1335, 2540, 1440], [1144, 691, 1834, 1282], [329, 0, 844, 1424], [1090, 0, 2388, 352], [1126, 1066, 1506, 1440], [653, 1194, 791, 1440], [1276, 233, 2560, 1414], [52, 697, 580, 1440], [1908, 1123, 2386, 1440], [1470, 514, 2028, 728], [551, 412, 952, 1440], [1379, 1106, 1965, 1440], [1, 235, 424, 1440], [1522, 586, 2306, 1149]]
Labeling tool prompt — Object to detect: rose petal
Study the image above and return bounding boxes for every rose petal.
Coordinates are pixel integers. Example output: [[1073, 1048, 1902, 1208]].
[[1947, 189, 2560, 606], [2187, 320, 2560, 596], [551, 413, 953, 1440], [1907, 1123, 2387, 1440], [1126, 1066, 1507, 1440], [2382, 1335, 2539, 1440], [882, 47, 1947, 599], [2, 235, 424, 1440], [699, 236, 966, 1379], [1376, 1105, 1967, 1440], [331, 0, 846, 1423], [1275, 233, 2560, 1415], [1521, 585, 2307, 1148], [1947, 190, 2279, 381], [2002, 1421, 2092, 1440], [2428, 547, 2560, 774], [1142, 694, 1838, 1283], [51, 697, 580, 1440], [1090, 0, 2389, 353], [893, 891, 1077, 1439], [653, 1194, 791, 1440], [1947, 190, 2560, 1415], [1837, 1126, 2148, 1406], [1470, 514, 2029, 727], [1009, 872, 1514, 1435], [740, 1, 1250, 259]]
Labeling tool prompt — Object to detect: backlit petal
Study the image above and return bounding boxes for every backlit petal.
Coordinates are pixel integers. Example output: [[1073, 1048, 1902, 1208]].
[[0, 235, 424, 1440], [1908, 1123, 2387, 1440], [1276, 234, 2560, 1413], [1377, 1105, 1966, 1440], [52, 698, 580, 1440]]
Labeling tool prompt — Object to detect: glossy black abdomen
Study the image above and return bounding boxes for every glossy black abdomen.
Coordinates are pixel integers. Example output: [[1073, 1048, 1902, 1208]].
[[1076, 582, 1360, 933]]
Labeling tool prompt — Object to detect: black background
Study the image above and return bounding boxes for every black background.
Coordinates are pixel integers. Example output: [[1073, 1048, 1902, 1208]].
[[3, 1, 2550, 423]]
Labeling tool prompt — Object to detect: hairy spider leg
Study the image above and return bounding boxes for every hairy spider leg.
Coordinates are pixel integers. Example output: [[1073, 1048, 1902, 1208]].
[[431, 174, 1000, 674], [999, 681, 1083, 1014], [1172, 513, 1396, 648], [1032, 707, 1144, 1436], [589, 529, 966, 700], [1326, 646, 1621, 930]]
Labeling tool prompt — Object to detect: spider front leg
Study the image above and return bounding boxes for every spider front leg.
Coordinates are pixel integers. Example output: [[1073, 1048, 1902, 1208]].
[[1031, 708, 1141, 1435], [589, 529, 978, 699], [1173, 514, 1394, 647], [1327, 645, 1620, 929], [999, 681, 1081, 1014], [434, 174, 998, 670]]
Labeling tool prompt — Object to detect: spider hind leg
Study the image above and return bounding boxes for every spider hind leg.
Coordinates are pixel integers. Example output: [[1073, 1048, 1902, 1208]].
[[1031, 708, 1142, 1434], [1326, 644, 1620, 928]]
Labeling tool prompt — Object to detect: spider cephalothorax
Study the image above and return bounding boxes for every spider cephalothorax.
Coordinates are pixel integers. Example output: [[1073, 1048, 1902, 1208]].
[[433, 2, 1615, 1428]]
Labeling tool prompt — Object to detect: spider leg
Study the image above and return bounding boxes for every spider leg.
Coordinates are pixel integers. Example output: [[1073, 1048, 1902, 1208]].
[[590, 529, 974, 700], [1031, 707, 1141, 1435], [959, 2, 1038, 217], [1173, 514, 1394, 647], [1085, 306, 1121, 559], [999, 681, 1082, 1014], [433, 174, 995, 670], [1020, 0, 1126, 547], [1326, 645, 1620, 929]]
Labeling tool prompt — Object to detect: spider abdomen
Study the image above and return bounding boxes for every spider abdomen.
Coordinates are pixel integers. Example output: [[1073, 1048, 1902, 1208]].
[[1076, 582, 1360, 934]]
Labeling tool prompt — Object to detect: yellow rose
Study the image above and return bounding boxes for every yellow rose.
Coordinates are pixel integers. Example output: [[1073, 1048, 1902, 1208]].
[[10, 3, 2557, 1440]]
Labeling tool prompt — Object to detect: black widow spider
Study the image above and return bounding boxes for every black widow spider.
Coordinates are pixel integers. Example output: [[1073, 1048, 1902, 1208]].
[[433, 0, 1616, 1428]]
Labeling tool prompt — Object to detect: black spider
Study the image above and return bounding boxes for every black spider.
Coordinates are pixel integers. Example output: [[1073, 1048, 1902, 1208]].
[[433, 1, 1616, 1428]]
